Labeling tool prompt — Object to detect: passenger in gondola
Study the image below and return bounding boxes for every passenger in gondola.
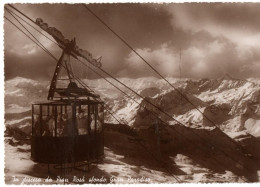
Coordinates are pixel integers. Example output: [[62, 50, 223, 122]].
[[77, 110, 88, 135], [97, 106, 104, 133], [90, 113, 102, 133], [34, 114, 41, 136], [64, 113, 78, 136], [42, 116, 51, 136], [57, 114, 65, 136], [96, 116, 102, 133], [48, 115, 55, 136], [90, 114, 96, 133]]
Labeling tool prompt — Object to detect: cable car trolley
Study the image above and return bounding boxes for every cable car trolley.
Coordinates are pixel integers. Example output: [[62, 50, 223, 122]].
[[31, 18, 104, 166]]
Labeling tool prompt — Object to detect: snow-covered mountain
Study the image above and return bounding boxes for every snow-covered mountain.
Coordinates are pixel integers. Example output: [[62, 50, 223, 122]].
[[4, 76, 260, 183]]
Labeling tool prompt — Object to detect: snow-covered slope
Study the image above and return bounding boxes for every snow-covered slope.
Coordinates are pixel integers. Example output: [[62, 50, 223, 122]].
[[4, 76, 260, 183]]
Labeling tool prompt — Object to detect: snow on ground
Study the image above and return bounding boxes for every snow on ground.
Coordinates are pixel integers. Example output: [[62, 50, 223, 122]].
[[174, 108, 205, 126], [115, 98, 142, 126], [196, 80, 260, 115], [5, 142, 247, 184], [4, 142, 176, 184], [219, 116, 245, 133], [244, 119, 260, 137], [172, 154, 243, 183]]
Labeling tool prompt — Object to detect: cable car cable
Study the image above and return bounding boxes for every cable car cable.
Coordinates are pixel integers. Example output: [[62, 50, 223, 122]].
[[8, 4, 35, 23]]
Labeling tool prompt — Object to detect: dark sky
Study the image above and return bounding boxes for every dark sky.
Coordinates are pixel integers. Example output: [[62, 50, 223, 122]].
[[4, 3, 260, 80]]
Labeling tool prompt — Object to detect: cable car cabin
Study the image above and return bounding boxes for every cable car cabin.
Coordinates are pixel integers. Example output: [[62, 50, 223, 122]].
[[28, 26, 105, 165], [31, 99, 104, 164]]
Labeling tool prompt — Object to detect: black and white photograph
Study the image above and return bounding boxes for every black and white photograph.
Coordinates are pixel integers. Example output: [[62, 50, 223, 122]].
[[3, 2, 260, 184]]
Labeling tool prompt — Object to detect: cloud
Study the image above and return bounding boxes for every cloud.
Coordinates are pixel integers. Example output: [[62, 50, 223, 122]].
[[4, 16, 56, 57], [4, 3, 260, 80], [158, 3, 260, 78], [121, 35, 260, 79], [165, 3, 260, 48], [119, 43, 180, 78], [4, 3, 176, 80]]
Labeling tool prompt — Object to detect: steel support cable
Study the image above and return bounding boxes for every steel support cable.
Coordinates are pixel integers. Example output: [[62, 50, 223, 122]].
[[5, 16, 252, 183], [5, 9, 259, 180], [8, 4, 35, 23], [105, 109, 124, 125]]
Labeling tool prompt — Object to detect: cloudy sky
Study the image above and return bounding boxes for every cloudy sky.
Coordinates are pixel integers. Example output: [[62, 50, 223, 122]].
[[4, 3, 260, 80]]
